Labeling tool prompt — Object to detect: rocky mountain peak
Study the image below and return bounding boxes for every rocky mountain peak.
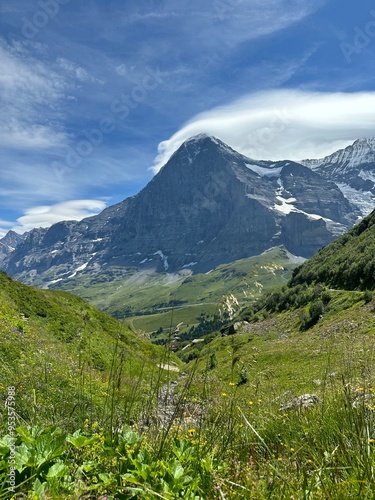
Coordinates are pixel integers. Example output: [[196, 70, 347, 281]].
[[0, 230, 25, 261], [0, 135, 371, 287], [1, 230, 23, 247], [302, 138, 375, 171], [164, 133, 242, 171]]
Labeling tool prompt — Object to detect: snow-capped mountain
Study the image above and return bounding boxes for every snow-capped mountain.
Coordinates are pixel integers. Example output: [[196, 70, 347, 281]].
[[0, 135, 372, 289], [302, 138, 375, 173], [301, 138, 375, 215]]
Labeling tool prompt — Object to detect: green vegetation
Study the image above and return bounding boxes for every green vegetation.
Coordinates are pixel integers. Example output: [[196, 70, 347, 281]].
[[2, 288, 375, 498], [289, 210, 375, 290], [3, 211, 375, 498], [0, 271, 179, 432], [59, 247, 298, 339]]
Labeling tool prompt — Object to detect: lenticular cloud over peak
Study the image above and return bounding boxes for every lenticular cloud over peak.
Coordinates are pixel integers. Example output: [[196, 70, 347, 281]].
[[151, 90, 375, 173]]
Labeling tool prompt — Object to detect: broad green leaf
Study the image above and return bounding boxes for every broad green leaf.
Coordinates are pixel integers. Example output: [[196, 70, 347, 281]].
[[46, 462, 68, 479], [99, 472, 115, 484], [15, 444, 32, 472], [67, 434, 97, 449], [170, 460, 184, 480], [32, 478, 47, 498]]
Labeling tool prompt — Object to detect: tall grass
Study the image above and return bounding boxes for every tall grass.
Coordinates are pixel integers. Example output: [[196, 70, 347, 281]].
[[2, 294, 375, 498], [2, 353, 375, 498]]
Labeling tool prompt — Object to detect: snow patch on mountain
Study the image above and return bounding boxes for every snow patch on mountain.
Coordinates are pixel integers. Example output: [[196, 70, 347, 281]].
[[273, 195, 336, 224], [359, 170, 375, 183], [273, 195, 298, 215], [67, 262, 89, 279], [245, 163, 283, 177], [337, 183, 375, 216], [181, 262, 198, 269], [154, 250, 169, 271]]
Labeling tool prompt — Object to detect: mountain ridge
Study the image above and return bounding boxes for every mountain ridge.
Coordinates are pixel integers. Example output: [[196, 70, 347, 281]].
[[0, 135, 374, 292]]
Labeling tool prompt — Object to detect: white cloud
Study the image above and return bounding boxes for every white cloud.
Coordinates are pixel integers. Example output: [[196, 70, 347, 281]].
[[12, 200, 107, 234], [0, 220, 14, 238], [0, 39, 69, 150], [0, 122, 67, 150], [151, 90, 375, 171], [57, 57, 104, 85], [209, 0, 327, 43], [128, 1, 325, 44]]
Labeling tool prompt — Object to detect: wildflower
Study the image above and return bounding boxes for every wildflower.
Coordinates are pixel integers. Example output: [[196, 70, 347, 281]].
[[290, 448, 295, 452], [277, 457, 283, 462], [188, 428, 196, 435], [369, 438, 375, 443], [222, 392, 227, 397], [248, 400, 254, 405], [229, 382, 235, 386], [358, 387, 365, 391]]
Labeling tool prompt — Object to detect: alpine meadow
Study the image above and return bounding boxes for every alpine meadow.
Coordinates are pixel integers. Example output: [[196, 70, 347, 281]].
[[2, 1, 375, 499]]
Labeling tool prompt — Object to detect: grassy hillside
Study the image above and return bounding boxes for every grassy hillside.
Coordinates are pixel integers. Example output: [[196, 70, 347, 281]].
[[58, 247, 300, 338], [0, 271, 180, 432], [289, 209, 375, 290], [172, 288, 375, 498], [2, 286, 375, 498]]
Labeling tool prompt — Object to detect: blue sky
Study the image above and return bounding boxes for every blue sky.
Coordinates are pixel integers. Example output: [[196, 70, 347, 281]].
[[1, 0, 375, 235]]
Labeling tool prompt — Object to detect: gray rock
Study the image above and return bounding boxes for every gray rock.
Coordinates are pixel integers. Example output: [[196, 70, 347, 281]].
[[279, 394, 321, 412]]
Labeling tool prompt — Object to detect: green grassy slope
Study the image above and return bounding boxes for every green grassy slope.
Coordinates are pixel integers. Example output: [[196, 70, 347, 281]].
[[0, 272, 180, 431], [183, 289, 375, 395], [59, 247, 300, 337], [3, 220, 375, 497], [289, 209, 375, 290]]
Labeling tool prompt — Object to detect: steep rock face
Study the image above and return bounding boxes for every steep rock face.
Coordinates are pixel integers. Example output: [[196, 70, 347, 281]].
[[0, 231, 24, 261], [280, 213, 331, 257], [301, 139, 375, 214], [278, 162, 354, 223], [302, 138, 375, 175], [1, 135, 362, 286], [107, 136, 281, 270]]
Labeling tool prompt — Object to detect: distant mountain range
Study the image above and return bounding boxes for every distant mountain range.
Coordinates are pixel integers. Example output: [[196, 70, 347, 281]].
[[1, 134, 374, 290], [0, 230, 24, 261]]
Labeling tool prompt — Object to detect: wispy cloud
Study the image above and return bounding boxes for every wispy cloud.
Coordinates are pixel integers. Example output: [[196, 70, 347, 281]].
[[57, 57, 105, 85], [151, 89, 375, 171], [0, 0, 366, 236], [11, 200, 107, 234], [0, 38, 69, 150]]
